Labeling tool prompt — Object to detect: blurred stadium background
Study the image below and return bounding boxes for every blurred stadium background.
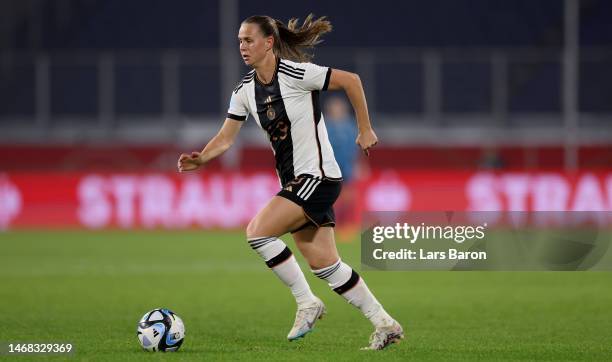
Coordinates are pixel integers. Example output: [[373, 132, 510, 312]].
[[0, 0, 610, 230], [1, 1, 611, 359]]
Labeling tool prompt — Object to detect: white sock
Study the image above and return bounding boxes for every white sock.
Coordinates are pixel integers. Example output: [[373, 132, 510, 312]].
[[313, 259, 394, 328], [248, 237, 317, 307]]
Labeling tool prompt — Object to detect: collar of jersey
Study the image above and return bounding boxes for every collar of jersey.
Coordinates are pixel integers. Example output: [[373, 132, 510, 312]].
[[255, 56, 281, 87]]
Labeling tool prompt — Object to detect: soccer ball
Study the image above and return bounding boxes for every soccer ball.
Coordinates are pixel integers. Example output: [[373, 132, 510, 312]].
[[137, 308, 185, 352]]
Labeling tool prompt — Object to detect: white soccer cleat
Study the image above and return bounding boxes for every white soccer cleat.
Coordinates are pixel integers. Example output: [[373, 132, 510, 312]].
[[287, 298, 326, 341], [361, 320, 404, 350]]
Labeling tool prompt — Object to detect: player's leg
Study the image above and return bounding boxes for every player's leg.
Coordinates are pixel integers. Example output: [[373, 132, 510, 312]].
[[291, 225, 339, 269], [245, 196, 325, 340], [245, 196, 315, 306], [292, 225, 404, 350]]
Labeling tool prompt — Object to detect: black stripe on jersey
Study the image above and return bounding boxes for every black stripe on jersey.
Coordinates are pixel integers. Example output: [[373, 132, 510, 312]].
[[255, 58, 296, 186], [278, 64, 305, 78], [333, 270, 360, 294], [233, 72, 256, 93], [311, 90, 325, 178], [227, 113, 246, 121], [278, 67, 305, 78], [234, 81, 252, 93], [242, 70, 256, 80], [278, 63, 305, 75], [322, 68, 332, 91], [279, 61, 306, 74], [234, 78, 254, 93], [278, 69, 304, 80], [265, 247, 293, 268]]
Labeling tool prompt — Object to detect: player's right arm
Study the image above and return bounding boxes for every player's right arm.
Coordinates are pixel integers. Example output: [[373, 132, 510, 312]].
[[177, 118, 244, 172]]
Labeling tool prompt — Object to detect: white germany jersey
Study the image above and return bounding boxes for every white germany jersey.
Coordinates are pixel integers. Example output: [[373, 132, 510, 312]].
[[227, 58, 342, 187]]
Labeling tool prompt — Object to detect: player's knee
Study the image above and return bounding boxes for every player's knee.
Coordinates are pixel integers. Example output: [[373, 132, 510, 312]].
[[307, 255, 340, 270], [245, 218, 262, 240]]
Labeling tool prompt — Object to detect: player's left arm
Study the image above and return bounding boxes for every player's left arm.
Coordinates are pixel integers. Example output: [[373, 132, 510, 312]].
[[327, 69, 378, 156]]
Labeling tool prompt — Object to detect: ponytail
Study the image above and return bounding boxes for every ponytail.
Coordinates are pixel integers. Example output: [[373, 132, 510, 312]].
[[243, 14, 332, 63]]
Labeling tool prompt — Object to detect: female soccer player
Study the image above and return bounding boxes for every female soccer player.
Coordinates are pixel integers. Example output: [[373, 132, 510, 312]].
[[178, 14, 403, 350]]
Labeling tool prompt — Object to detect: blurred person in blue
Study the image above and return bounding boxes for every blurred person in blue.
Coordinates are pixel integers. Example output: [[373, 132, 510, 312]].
[[324, 95, 361, 234], [325, 96, 359, 184]]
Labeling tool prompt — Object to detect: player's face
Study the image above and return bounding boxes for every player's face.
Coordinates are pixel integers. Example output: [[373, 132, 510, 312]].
[[238, 23, 272, 67]]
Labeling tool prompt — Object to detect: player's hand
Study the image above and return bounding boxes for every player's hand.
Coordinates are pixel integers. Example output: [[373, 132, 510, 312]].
[[177, 152, 203, 172], [356, 128, 378, 157]]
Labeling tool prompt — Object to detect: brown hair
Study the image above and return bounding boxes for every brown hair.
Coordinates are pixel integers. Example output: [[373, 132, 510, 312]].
[[242, 14, 332, 63]]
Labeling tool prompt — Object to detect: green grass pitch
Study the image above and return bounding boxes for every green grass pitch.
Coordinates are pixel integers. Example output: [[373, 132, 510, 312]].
[[1, 230, 611, 361]]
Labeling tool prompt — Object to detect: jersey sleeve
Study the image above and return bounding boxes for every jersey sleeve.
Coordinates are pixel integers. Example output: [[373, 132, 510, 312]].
[[296, 62, 332, 92], [227, 89, 249, 121]]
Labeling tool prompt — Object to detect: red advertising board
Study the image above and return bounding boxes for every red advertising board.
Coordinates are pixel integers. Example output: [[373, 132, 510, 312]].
[[0, 171, 610, 229]]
